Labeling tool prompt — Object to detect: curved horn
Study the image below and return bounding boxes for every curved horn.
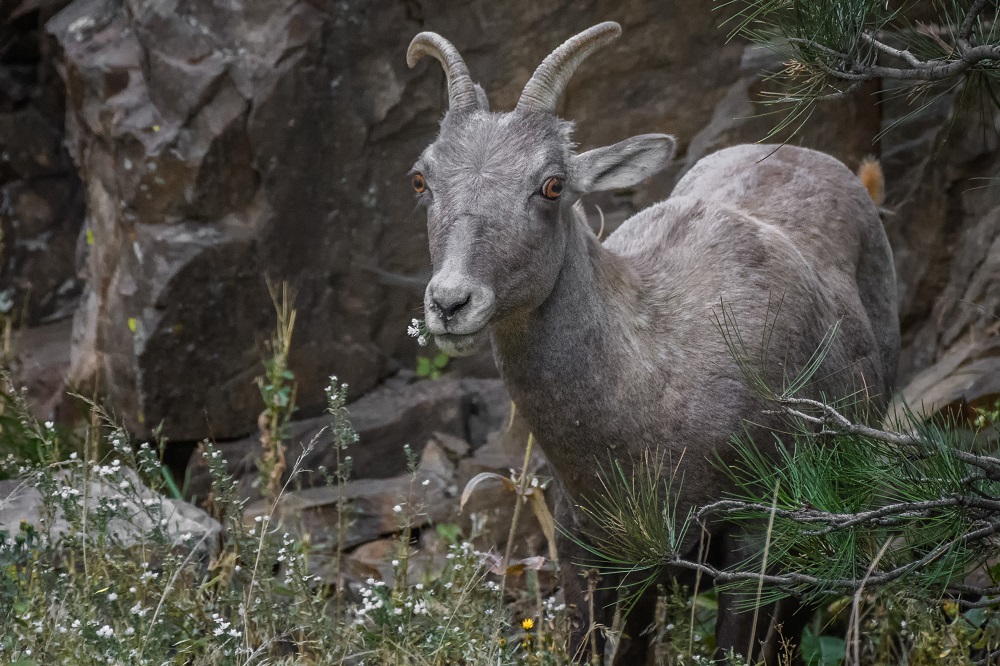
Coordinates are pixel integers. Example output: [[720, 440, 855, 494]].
[[516, 22, 622, 114], [407, 32, 480, 113]]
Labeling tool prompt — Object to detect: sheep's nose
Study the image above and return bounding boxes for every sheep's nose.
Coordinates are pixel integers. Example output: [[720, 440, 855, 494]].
[[432, 290, 471, 321]]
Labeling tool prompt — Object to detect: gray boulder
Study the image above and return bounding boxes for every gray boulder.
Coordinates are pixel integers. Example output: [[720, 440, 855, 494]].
[[0, 465, 221, 558]]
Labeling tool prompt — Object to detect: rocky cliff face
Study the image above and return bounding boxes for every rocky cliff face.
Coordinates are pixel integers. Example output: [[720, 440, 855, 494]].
[[880, 81, 1000, 387], [0, 0, 991, 441], [36, 0, 884, 441], [0, 1, 83, 326]]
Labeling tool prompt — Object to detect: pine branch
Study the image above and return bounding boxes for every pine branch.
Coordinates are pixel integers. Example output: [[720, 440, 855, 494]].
[[582, 391, 1000, 607], [697, 495, 1000, 535], [793, 39, 1000, 82], [959, 0, 992, 46], [722, 0, 1000, 140], [663, 518, 1000, 600], [859, 31, 928, 68], [770, 397, 1000, 480]]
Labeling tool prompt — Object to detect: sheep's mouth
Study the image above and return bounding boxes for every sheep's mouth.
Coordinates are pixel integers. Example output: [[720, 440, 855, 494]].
[[434, 330, 487, 357]]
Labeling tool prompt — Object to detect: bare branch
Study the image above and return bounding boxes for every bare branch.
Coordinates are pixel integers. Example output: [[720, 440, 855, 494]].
[[789, 37, 1000, 83], [960, 595, 1000, 610], [698, 495, 1000, 536], [859, 31, 928, 68], [959, 0, 992, 44], [973, 647, 1000, 666], [774, 397, 1000, 479], [663, 520, 1000, 598]]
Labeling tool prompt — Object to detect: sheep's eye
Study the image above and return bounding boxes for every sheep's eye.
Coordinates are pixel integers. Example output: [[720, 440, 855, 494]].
[[413, 173, 427, 194], [541, 176, 563, 200]]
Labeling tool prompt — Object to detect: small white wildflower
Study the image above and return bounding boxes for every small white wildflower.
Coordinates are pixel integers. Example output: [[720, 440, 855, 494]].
[[124, 627, 135, 636], [415, 583, 424, 590], [421, 479, 430, 486], [108, 592, 118, 601], [96, 625, 114, 638], [391, 559, 400, 566], [417, 335, 427, 346], [392, 505, 403, 514]]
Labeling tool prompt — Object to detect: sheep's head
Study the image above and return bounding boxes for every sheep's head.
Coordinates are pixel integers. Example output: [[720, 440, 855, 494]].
[[408, 22, 675, 356]]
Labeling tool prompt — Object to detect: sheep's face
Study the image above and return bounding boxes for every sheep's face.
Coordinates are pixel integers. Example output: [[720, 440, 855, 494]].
[[406, 24, 674, 356], [413, 110, 573, 356], [414, 109, 675, 356]]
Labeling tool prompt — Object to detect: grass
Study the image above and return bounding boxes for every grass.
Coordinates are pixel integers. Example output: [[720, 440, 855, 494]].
[[3, 305, 998, 664], [6, 388, 990, 666], [0, 329, 733, 666], [0, 378, 580, 665]]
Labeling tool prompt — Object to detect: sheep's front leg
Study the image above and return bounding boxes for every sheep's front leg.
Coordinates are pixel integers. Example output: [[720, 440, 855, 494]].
[[713, 528, 813, 665], [553, 485, 617, 663]]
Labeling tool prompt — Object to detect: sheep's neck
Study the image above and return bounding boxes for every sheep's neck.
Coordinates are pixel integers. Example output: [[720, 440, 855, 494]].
[[490, 218, 654, 491]]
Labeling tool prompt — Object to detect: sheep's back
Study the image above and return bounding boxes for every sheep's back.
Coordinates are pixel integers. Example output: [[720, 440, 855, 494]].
[[604, 143, 898, 412]]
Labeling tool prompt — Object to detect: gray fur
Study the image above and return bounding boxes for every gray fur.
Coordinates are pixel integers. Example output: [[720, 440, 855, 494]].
[[409, 25, 899, 665]]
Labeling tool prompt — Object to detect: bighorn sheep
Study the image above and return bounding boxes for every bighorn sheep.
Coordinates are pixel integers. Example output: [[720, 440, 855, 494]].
[[406, 22, 899, 664]]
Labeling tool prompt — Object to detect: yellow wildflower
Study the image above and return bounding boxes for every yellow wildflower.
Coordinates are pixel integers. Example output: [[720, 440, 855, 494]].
[[521, 618, 534, 631]]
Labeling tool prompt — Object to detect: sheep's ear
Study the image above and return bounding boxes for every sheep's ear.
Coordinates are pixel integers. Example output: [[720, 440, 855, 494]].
[[571, 134, 675, 193]]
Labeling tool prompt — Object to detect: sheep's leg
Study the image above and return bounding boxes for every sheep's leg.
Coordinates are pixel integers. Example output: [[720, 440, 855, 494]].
[[715, 589, 778, 663], [713, 529, 780, 665], [553, 486, 617, 662], [558, 553, 618, 662], [764, 595, 814, 666], [610, 584, 658, 666], [712, 528, 816, 665]]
